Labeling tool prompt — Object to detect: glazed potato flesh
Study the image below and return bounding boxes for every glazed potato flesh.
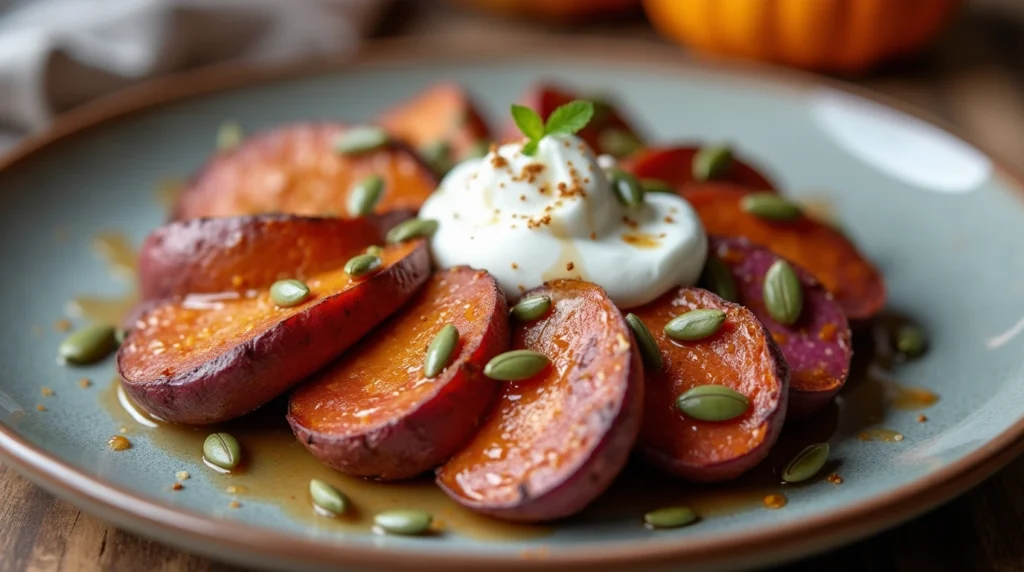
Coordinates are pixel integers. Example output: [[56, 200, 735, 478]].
[[120, 241, 418, 381], [440, 281, 631, 505]]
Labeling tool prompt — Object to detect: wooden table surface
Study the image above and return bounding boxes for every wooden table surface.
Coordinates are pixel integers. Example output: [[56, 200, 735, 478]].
[[3, 2, 1024, 571]]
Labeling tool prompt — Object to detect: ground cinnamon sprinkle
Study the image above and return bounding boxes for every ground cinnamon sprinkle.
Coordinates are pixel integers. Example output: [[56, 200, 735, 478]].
[[917, 414, 929, 423], [566, 262, 575, 271], [622, 216, 639, 229], [664, 216, 675, 224], [590, 232, 597, 240], [511, 263, 519, 270], [520, 194, 526, 201], [826, 473, 844, 485], [172, 482, 184, 491], [490, 154, 508, 168], [79, 378, 92, 388]]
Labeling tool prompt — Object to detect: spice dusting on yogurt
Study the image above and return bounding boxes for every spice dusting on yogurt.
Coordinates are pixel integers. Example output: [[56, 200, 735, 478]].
[[419, 133, 707, 308]]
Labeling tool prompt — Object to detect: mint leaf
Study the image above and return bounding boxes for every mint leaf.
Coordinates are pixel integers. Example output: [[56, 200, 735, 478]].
[[521, 140, 539, 157], [511, 104, 545, 141], [544, 101, 595, 136]]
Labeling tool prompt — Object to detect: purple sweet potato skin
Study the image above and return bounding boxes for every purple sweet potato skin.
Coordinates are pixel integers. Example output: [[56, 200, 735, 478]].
[[711, 236, 853, 419]]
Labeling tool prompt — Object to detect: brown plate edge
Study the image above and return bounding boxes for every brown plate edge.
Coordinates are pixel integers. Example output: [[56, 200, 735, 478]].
[[1, 36, 1023, 572]]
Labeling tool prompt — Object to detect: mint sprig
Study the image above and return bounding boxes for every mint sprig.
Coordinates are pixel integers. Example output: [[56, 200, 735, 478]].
[[510, 100, 595, 156]]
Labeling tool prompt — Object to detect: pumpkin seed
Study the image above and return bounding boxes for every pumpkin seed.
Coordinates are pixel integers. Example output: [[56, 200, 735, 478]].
[[483, 350, 550, 381], [309, 479, 348, 516], [643, 506, 698, 529], [386, 218, 439, 244], [782, 443, 830, 483], [895, 324, 928, 357], [374, 509, 433, 535], [467, 139, 491, 159], [58, 324, 117, 365], [692, 144, 733, 182], [216, 121, 244, 151], [609, 168, 645, 208], [420, 140, 453, 175], [270, 279, 310, 307], [599, 128, 644, 158], [344, 254, 382, 279], [640, 178, 674, 194], [114, 328, 128, 345], [763, 260, 803, 326], [699, 254, 738, 303], [626, 313, 662, 370], [664, 309, 727, 342], [740, 193, 803, 221], [511, 295, 551, 321], [365, 245, 384, 257], [335, 126, 389, 155], [346, 174, 385, 217], [675, 385, 749, 422], [203, 433, 242, 470], [424, 324, 459, 378]]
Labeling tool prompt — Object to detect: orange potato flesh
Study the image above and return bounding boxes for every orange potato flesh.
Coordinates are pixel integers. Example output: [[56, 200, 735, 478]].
[[632, 287, 788, 482], [287, 268, 509, 480], [438, 280, 643, 521], [174, 123, 437, 219], [377, 83, 492, 162]]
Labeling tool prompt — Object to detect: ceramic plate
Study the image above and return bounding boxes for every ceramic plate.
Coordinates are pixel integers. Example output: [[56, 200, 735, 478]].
[[1, 39, 1023, 572]]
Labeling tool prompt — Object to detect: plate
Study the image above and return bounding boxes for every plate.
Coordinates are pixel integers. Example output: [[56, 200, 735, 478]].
[[1, 38, 1023, 572]]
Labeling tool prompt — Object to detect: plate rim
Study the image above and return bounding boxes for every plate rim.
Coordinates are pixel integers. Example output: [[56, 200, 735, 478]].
[[2, 36, 1023, 571]]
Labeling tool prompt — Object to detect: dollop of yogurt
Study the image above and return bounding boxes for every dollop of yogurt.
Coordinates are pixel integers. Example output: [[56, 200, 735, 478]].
[[419, 134, 707, 308]]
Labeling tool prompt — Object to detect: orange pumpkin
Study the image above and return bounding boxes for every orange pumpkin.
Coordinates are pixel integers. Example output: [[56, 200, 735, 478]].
[[643, 0, 962, 74], [453, 0, 641, 22]]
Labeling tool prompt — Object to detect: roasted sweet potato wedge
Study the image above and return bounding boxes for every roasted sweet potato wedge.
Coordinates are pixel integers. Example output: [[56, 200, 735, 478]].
[[138, 213, 411, 301], [118, 240, 431, 425], [174, 123, 437, 219], [687, 185, 886, 320], [377, 83, 492, 168], [632, 287, 788, 482], [504, 83, 646, 158], [711, 237, 853, 418], [620, 146, 777, 193], [437, 280, 643, 522], [287, 268, 509, 480]]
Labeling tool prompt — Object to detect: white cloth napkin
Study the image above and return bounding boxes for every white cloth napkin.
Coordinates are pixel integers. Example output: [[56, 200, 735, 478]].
[[0, 0, 389, 154]]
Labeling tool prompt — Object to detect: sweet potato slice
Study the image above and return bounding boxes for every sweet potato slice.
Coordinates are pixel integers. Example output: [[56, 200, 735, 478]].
[[377, 83, 492, 166], [174, 123, 437, 219], [711, 237, 853, 418], [437, 280, 643, 522], [620, 146, 777, 192], [287, 268, 509, 480], [687, 185, 886, 320], [632, 287, 788, 482], [118, 240, 431, 425], [138, 213, 410, 301], [503, 83, 646, 158]]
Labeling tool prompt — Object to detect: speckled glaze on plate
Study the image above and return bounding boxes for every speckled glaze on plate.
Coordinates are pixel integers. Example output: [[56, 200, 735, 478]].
[[1, 38, 1023, 572]]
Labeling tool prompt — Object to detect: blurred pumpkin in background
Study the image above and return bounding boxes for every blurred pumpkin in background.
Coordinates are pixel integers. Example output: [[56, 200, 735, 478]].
[[453, 0, 641, 22], [643, 0, 963, 74]]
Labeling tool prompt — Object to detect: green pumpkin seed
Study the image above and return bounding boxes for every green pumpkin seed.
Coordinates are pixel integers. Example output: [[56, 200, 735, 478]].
[[309, 479, 348, 516], [626, 313, 662, 370], [203, 433, 242, 471], [346, 174, 385, 217], [782, 443, 830, 483], [58, 324, 117, 365], [699, 254, 738, 303], [692, 144, 733, 181], [643, 506, 698, 529], [344, 254, 382, 279], [216, 121, 244, 151], [511, 295, 551, 321], [335, 126, 389, 155], [386, 218, 439, 244], [374, 509, 433, 535], [599, 128, 644, 158], [420, 140, 453, 175], [641, 178, 674, 194], [466, 139, 491, 159], [424, 324, 459, 378], [675, 385, 749, 422], [483, 350, 550, 381], [895, 324, 928, 358], [763, 260, 803, 326], [270, 279, 311, 308], [365, 245, 384, 257], [114, 328, 128, 346], [609, 168, 645, 208], [740, 193, 803, 221], [664, 309, 727, 342]]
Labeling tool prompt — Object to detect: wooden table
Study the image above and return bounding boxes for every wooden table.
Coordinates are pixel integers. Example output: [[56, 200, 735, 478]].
[[3, 2, 1024, 571]]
